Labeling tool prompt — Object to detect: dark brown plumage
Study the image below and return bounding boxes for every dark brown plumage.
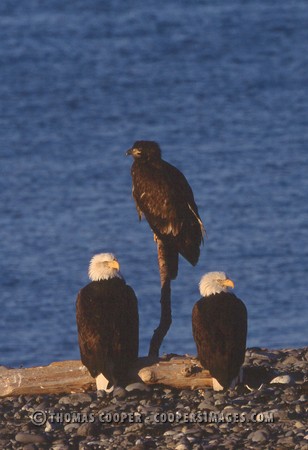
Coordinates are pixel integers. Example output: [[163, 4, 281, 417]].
[[126, 141, 205, 279], [192, 273, 247, 390], [76, 255, 138, 389]]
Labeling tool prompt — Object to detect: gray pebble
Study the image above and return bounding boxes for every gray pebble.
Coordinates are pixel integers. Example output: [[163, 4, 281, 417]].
[[202, 389, 213, 398], [175, 444, 191, 450], [295, 404, 305, 414], [250, 352, 271, 361], [270, 374, 293, 384], [35, 401, 49, 411], [96, 389, 107, 399], [164, 389, 172, 394], [113, 386, 127, 399], [63, 423, 79, 432], [181, 426, 201, 436], [295, 421, 305, 429], [164, 430, 177, 436], [248, 430, 268, 443], [22, 445, 37, 450], [58, 393, 92, 405], [45, 420, 58, 432], [125, 423, 144, 434], [277, 436, 296, 446], [198, 400, 218, 411], [126, 382, 151, 392], [113, 429, 123, 436], [84, 440, 104, 446], [15, 432, 47, 444], [51, 445, 70, 450], [282, 355, 299, 365], [77, 421, 97, 437]]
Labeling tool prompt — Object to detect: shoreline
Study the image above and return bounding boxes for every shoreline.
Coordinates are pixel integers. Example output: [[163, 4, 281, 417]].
[[0, 347, 307, 449]]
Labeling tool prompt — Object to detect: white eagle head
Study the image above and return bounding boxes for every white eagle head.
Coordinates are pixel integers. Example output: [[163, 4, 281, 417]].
[[88, 253, 123, 281], [199, 271, 235, 297]]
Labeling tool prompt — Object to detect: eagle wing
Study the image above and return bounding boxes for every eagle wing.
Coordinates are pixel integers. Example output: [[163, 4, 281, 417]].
[[192, 300, 211, 369], [132, 160, 197, 235], [131, 159, 204, 266], [76, 288, 113, 380], [123, 284, 139, 366]]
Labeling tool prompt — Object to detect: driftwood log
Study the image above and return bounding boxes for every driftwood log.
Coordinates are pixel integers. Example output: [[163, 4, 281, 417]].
[[0, 356, 213, 398], [148, 239, 173, 357]]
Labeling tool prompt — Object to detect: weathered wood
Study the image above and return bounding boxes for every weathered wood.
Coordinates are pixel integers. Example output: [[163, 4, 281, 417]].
[[0, 361, 94, 398], [0, 356, 213, 398], [148, 239, 172, 357], [138, 356, 213, 389]]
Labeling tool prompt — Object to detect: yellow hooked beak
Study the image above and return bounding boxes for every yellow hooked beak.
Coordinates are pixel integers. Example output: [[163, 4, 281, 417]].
[[126, 148, 141, 157], [222, 278, 235, 289], [108, 259, 120, 270]]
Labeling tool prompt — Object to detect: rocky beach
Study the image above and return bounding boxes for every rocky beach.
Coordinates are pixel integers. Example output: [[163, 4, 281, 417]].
[[0, 348, 307, 449]]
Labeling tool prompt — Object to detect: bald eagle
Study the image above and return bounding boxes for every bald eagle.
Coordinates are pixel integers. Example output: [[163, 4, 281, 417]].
[[126, 141, 205, 279], [192, 272, 247, 391], [76, 253, 139, 391]]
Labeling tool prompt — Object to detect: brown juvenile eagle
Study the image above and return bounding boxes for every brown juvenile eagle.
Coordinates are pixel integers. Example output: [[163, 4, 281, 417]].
[[126, 141, 205, 279], [76, 253, 139, 391], [192, 272, 247, 391]]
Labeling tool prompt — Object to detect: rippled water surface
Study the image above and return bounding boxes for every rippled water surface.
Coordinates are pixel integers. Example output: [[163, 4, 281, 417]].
[[0, 1, 307, 367]]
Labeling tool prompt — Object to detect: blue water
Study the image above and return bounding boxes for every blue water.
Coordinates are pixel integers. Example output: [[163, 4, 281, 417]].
[[0, 1, 307, 368]]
